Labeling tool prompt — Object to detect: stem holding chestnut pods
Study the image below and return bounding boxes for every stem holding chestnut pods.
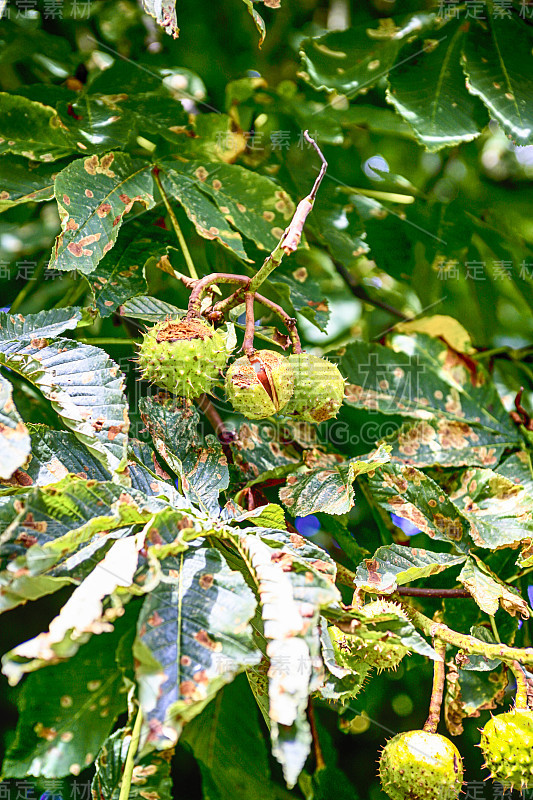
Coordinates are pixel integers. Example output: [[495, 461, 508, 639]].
[[179, 131, 327, 355]]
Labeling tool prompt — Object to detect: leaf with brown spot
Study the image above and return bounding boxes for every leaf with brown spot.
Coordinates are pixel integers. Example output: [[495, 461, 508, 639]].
[[354, 543, 466, 594], [134, 546, 258, 747], [0, 335, 129, 475], [2, 622, 128, 778], [50, 153, 155, 275], [0, 375, 31, 481]]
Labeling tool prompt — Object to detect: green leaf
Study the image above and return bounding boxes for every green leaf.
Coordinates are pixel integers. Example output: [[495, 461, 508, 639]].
[[169, 161, 295, 253], [279, 446, 390, 516], [2, 620, 129, 778], [118, 295, 184, 323], [0, 155, 59, 213], [0, 374, 30, 480], [462, 13, 533, 145], [158, 167, 249, 261], [387, 20, 487, 150], [182, 675, 277, 800], [0, 92, 78, 161], [92, 728, 172, 800], [142, 0, 179, 38], [299, 11, 436, 96], [2, 536, 142, 683], [458, 557, 530, 618], [0, 337, 129, 474], [354, 544, 466, 594], [0, 307, 81, 340], [341, 336, 518, 447], [365, 463, 472, 551], [49, 153, 155, 275], [446, 467, 533, 550], [139, 395, 229, 515], [3, 425, 111, 487], [134, 544, 259, 746], [242, 0, 267, 47]]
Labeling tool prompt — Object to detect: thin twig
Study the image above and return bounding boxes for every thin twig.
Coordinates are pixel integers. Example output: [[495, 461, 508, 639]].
[[395, 587, 471, 598], [118, 706, 143, 800], [423, 640, 446, 733], [187, 274, 249, 318], [307, 697, 325, 771], [153, 168, 198, 281], [248, 131, 327, 293], [510, 660, 529, 710], [333, 260, 410, 320], [243, 292, 256, 355], [196, 393, 235, 446], [401, 601, 533, 667]]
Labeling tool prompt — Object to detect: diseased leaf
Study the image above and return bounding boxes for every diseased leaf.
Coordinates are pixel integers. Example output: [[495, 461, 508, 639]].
[[170, 161, 295, 253], [50, 153, 155, 275], [280, 446, 390, 516], [242, 0, 267, 47], [134, 544, 259, 747], [0, 337, 129, 474], [354, 543, 466, 594], [342, 336, 518, 450], [92, 728, 172, 800], [0, 307, 81, 340], [158, 167, 249, 261], [383, 418, 507, 468], [139, 394, 229, 515], [387, 20, 487, 150], [446, 467, 533, 550], [0, 155, 59, 213], [1, 426, 111, 488], [0, 92, 78, 161], [0, 374, 30, 480], [2, 622, 129, 778], [142, 0, 179, 38], [232, 529, 339, 787], [2, 536, 142, 684], [445, 660, 506, 737], [230, 421, 301, 483], [365, 463, 472, 552], [458, 557, 530, 619], [462, 14, 533, 145]]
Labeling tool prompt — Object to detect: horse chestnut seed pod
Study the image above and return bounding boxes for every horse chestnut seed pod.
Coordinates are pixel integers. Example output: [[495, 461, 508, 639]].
[[225, 350, 294, 419], [137, 317, 231, 400], [480, 707, 533, 789], [379, 730, 463, 800], [329, 600, 410, 673], [283, 352, 345, 423]]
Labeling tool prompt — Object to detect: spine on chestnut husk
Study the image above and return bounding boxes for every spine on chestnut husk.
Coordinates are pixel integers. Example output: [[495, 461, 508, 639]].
[[137, 316, 231, 399], [283, 352, 345, 423], [225, 350, 294, 419]]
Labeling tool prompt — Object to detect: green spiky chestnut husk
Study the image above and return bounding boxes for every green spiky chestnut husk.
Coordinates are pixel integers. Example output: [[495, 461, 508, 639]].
[[225, 350, 294, 419], [138, 317, 230, 399], [480, 708, 533, 789], [283, 353, 345, 423], [329, 600, 410, 673], [379, 730, 463, 800]]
